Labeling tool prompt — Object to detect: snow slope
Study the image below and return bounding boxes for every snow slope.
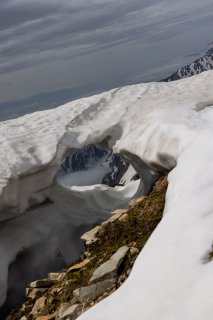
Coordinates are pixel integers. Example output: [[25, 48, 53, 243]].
[[0, 71, 213, 318]]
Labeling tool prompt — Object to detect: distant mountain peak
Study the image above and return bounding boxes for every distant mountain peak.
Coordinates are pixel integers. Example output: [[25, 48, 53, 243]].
[[162, 43, 213, 82]]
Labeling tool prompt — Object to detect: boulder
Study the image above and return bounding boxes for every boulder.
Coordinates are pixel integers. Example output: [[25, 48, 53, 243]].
[[90, 246, 129, 283], [73, 279, 116, 303]]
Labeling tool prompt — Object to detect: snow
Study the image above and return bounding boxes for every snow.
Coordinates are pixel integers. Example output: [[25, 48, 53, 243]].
[[78, 72, 213, 319], [58, 163, 111, 187], [119, 164, 137, 185], [0, 71, 213, 317]]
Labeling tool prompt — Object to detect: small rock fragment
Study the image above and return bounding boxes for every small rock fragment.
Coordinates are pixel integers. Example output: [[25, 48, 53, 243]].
[[80, 226, 101, 245], [111, 209, 128, 215], [130, 247, 139, 255], [126, 269, 131, 276], [31, 297, 46, 316], [48, 272, 65, 281], [118, 213, 128, 221], [129, 196, 146, 208], [58, 304, 82, 320], [102, 213, 122, 225], [58, 303, 71, 317], [84, 251, 91, 258], [68, 258, 90, 272], [36, 314, 56, 320], [90, 246, 129, 283], [26, 287, 48, 299], [30, 279, 57, 288]]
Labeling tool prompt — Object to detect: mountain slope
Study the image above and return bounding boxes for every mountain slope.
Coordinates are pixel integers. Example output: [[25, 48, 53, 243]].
[[162, 46, 213, 81]]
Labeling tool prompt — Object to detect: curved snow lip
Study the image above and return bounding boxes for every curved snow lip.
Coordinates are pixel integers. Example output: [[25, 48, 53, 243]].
[[56, 177, 141, 213]]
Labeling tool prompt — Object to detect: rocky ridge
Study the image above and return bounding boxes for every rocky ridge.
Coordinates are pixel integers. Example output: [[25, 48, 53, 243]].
[[162, 46, 213, 81], [6, 176, 167, 320]]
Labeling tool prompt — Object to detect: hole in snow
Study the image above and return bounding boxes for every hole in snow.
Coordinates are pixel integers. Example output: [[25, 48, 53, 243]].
[[58, 144, 138, 188]]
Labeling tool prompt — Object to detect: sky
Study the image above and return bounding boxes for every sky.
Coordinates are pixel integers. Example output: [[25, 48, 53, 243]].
[[0, 0, 213, 120]]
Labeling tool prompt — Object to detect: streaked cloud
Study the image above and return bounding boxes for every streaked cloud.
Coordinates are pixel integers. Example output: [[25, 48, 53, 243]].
[[0, 0, 212, 107]]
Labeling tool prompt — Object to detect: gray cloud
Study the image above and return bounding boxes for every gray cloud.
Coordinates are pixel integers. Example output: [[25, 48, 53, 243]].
[[0, 0, 213, 106], [1, 0, 206, 73]]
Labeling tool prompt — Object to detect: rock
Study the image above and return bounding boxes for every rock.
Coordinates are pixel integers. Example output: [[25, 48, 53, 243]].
[[58, 303, 71, 317], [48, 272, 65, 281], [80, 226, 101, 245], [119, 213, 128, 221], [36, 314, 56, 320], [26, 287, 48, 299], [30, 279, 57, 288], [52, 287, 63, 294], [20, 317, 27, 320], [111, 209, 128, 215], [58, 304, 82, 320], [102, 213, 122, 225], [130, 247, 139, 255], [90, 246, 129, 283], [101, 210, 129, 225], [73, 279, 116, 303], [31, 297, 46, 316], [84, 251, 91, 258], [129, 196, 146, 208], [126, 269, 131, 276], [68, 258, 91, 272]]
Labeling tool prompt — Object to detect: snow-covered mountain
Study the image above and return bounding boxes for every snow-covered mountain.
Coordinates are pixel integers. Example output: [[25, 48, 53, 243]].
[[162, 45, 213, 81]]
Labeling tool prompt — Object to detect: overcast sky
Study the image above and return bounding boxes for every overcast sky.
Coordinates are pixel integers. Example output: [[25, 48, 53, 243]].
[[0, 0, 213, 119]]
